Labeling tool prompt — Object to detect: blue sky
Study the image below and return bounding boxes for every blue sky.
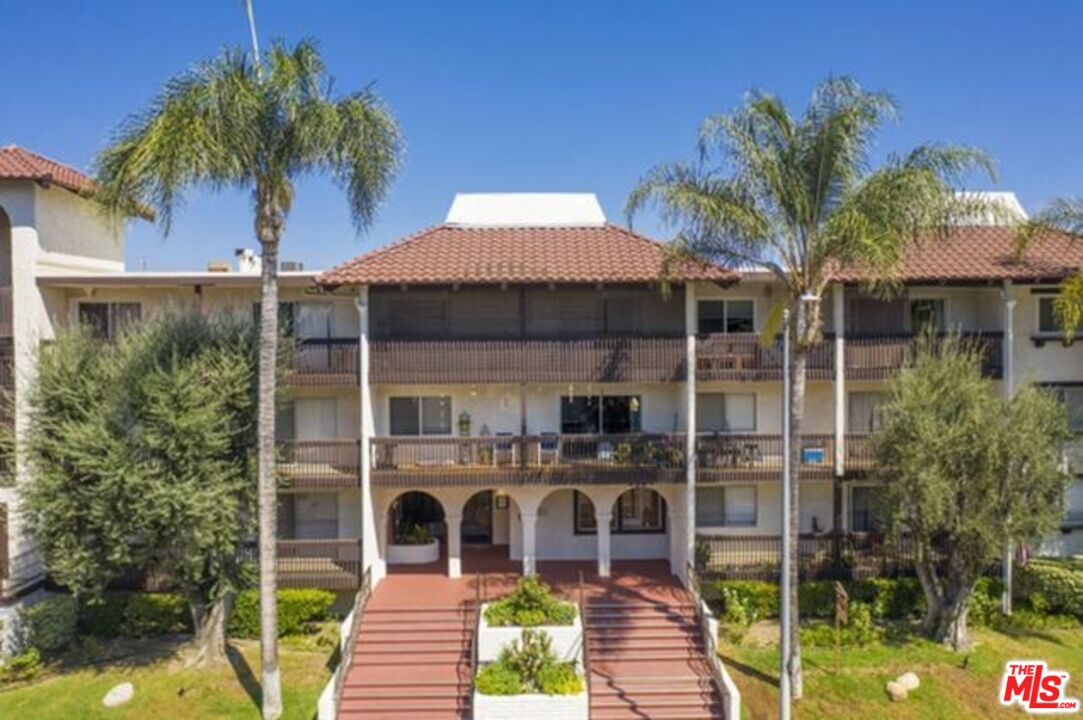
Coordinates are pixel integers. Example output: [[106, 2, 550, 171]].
[[2, 1, 1081, 271]]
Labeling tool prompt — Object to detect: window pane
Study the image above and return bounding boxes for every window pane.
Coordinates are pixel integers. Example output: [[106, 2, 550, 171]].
[[389, 397, 420, 436], [851, 486, 877, 532], [602, 396, 641, 434], [1056, 386, 1083, 432], [295, 302, 331, 339], [723, 485, 757, 526], [574, 491, 597, 533], [726, 300, 755, 333], [723, 393, 756, 431], [696, 486, 724, 526], [848, 392, 887, 433], [78, 303, 109, 339], [698, 301, 726, 334], [421, 396, 452, 435], [112, 303, 142, 336], [696, 394, 727, 433], [909, 299, 945, 333], [1039, 297, 1060, 334], [616, 488, 663, 533], [561, 396, 600, 434]]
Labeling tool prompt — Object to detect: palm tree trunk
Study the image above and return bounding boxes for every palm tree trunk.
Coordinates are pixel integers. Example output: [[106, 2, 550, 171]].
[[787, 345, 806, 699], [257, 199, 283, 720]]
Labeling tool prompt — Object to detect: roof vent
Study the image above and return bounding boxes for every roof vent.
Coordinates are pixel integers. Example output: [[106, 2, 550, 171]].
[[445, 193, 606, 227], [280, 260, 305, 272], [234, 248, 261, 273], [207, 260, 231, 273]]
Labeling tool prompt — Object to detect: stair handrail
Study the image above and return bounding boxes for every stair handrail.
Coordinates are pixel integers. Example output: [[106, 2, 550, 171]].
[[687, 562, 742, 720], [578, 569, 591, 719], [470, 572, 485, 691], [330, 562, 374, 715]]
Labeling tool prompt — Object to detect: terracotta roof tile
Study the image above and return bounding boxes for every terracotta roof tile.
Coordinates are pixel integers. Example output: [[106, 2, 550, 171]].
[[830, 226, 1083, 284], [0, 145, 94, 195], [318, 224, 736, 286]]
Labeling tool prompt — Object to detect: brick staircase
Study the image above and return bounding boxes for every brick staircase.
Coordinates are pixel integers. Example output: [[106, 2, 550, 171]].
[[338, 605, 475, 719], [586, 599, 725, 719]]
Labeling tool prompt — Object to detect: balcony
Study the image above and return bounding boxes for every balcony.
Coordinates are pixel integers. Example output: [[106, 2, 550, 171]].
[[371, 434, 685, 486], [696, 433, 835, 481], [696, 333, 834, 381], [288, 338, 358, 386], [369, 336, 686, 385], [844, 332, 1003, 379], [277, 440, 361, 490], [844, 433, 876, 474], [239, 539, 362, 590]]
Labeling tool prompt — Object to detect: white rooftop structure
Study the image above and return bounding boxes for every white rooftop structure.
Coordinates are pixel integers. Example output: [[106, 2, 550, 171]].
[[954, 191, 1029, 225], [445, 193, 607, 227]]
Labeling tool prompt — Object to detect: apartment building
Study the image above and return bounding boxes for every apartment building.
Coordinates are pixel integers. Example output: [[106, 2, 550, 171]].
[[0, 149, 1081, 614]]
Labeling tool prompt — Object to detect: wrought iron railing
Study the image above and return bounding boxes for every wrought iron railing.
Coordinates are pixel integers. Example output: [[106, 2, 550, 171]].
[[277, 439, 361, 488], [288, 338, 359, 385]]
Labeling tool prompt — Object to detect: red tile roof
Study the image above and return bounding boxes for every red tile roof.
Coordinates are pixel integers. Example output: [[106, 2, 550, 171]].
[[318, 224, 736, 286], [830, 225, 1083, 284], [0, 145, 94, 196]]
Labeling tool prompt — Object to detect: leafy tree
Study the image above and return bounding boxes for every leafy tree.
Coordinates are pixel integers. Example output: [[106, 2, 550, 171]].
[[93, 33, 402, 716], [874, 337, 1071, 650], [20, 314, 260, 666], [627, 76, 993, 696]]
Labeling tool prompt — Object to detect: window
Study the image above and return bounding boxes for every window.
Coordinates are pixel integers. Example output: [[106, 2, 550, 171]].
[[698, 299, 754, 334], [850, 486, 879, 533], [389, 396, 451, 436], [848, 392, 887, 433], [1038, 297, 1062, 334], [696, 485, 757, 527], [697, 393, 756, 432], [295, 398, 337, 439], [909, 298, 945, 333], [604, 297, 642, 334], [560, 396, 641, 434], [574, 488, 666, 534], [1050, 385, 1083, 433], [294, 302, 333, 339], [78, 302, 142, 340]]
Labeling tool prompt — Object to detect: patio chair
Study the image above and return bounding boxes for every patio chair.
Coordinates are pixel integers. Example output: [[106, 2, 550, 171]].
[[597, 440, 615, 463], [495, 432, 516, 466], [539, 432, 561, 465]]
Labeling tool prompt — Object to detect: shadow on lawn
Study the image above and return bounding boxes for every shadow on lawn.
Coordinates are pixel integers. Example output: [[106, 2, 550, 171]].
[[226, 643, 261, 712], [718, 651, 777, 687]]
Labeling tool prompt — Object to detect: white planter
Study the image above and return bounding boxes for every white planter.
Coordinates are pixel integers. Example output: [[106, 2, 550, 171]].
[[477, 602, 582, 664], [386, 539, 439, 565], [473, 689, 588, 720]]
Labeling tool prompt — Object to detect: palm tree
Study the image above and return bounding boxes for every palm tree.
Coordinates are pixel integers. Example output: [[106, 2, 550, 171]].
[[95, 39, 402, 719], [627, 76, 992, 699], [1023, 198, 1083, 339]]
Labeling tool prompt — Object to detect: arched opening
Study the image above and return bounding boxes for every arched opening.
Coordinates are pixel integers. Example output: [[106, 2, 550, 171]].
[[460, 489, 518, 574], [386, 490, 445, 570], [609, 487, 670, 566]]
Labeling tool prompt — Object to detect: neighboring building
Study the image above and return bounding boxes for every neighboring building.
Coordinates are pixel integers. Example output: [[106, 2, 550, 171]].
[[1, 151, 1081, 618]]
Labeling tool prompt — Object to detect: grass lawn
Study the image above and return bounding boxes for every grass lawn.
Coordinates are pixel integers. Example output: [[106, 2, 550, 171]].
[[0, 638, 332, 719], [722, 623, 1083, 719]]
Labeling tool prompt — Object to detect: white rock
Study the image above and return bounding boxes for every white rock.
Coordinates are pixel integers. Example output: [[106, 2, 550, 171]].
[[886, 680, 908, 702], [897, 672, 920, 691], [102, 682, 134, 708]]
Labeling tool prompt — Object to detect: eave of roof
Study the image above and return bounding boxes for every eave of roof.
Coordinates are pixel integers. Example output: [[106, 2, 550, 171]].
[[37, 271, 320, 289]]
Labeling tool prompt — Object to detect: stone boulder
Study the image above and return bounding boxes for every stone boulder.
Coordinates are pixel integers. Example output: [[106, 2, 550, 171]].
[[886, 680, 908, 702], [102, 682, 134, 708], [897, 672, 920, 691]]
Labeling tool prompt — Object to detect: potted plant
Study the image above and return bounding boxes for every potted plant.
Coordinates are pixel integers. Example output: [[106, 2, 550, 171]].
[[474, 629, 587, 720], [386, 522, 440, 564]]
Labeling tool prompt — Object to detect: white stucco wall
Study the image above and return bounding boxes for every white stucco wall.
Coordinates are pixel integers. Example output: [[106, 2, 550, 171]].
[[696, 480, 833, 536]]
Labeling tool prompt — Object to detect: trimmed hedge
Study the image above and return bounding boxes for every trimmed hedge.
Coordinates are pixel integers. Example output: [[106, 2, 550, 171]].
[[1015, 559, 1083, 619], [228, 589, 337, 638], [22, 595, 78, 654]]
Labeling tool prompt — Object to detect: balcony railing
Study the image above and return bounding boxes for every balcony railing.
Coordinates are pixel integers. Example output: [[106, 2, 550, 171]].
[[239, 539, 362, 590], [369, 336, 686, 384], [844, 332, 1003, 379], [695, 533, 971, 580], [0, 287, 10, 338], [696, 333, 834, 381], [288, 338, 358, 386], [844, 433, 876, 473], [277, 440, 361, 489], [371, 433, 686, 485], [696, 433, 835, 481]]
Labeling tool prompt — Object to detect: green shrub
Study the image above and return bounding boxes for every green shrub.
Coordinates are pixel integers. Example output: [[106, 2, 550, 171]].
[[537, 662, 584, 695], [22, 595, 78, 654], [0, 648, 42, 684], [713, 580, 778, 620], [484, 575, 576, 627], [78, 593, 131, 637], [475, 660, 524, 695], [228, 588, 337, 638], [801, 602, 882, 647], [969, 577, 1004, 627], [1015, 560, 1083, 619], [122, 593, 191, 637]]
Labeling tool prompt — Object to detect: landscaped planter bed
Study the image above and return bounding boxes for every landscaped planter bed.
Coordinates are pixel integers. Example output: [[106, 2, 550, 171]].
[[472, 688, 588, 720], [386, 539, 439, 564], [477, 602, 582, 663]]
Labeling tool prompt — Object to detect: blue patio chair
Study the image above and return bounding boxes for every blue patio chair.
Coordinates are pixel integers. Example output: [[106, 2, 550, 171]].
[[495, 432, 515, 465], [539, 432, 560, 465]]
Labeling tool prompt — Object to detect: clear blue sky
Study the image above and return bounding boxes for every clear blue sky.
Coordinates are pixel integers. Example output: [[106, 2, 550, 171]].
[[2, 1, 1081, 271]]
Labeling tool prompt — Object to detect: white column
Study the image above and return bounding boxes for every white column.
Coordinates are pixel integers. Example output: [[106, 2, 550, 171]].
[[833, 283, 846, 477], [521, 511, 538, 576], [356, 288, 383, 584], [596, 502, 613, 578], [446, 512, 463, 579], [683, 283, 698, 582], [1001, 282, 1016, 615]]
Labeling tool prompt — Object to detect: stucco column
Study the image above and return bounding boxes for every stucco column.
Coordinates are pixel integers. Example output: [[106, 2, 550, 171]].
[[683, 283, 697, 582], [833, 283, 846, 533], [521, 511, 538, 576], [596, 501, 614, 578], [445, 512, 463, 579], [356, 288, 384, 584], [1001, 283, 1016, 615]]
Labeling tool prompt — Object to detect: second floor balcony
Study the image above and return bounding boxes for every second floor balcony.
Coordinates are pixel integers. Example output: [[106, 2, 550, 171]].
[[277, 439, 361, 490], [288, 338, 359, 386]]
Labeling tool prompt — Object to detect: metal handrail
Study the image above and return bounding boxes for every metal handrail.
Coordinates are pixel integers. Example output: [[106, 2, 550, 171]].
[[578, 570, 592, 719], [331, 562, 373, 713], [469, 572, 486, 708]]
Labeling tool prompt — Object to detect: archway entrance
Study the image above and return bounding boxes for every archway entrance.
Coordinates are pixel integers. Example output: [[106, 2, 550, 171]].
[[460, 490, 517, 574], [462, 490, 493, 544], [386, 491, 446, 572]]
